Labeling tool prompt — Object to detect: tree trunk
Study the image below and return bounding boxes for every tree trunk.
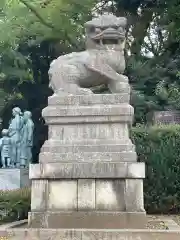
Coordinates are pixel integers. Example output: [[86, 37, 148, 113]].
[[131, 9, 153, 56]]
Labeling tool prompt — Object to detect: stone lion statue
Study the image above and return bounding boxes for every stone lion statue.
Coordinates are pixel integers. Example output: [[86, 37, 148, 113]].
[[49, 14, 128, 95]]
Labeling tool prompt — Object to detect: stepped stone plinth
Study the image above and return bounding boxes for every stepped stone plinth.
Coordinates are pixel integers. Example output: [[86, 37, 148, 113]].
[[28, 93, 146, 229]]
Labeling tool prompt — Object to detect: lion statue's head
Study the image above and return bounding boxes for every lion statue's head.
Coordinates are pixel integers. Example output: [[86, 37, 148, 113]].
[[85, 14, 127, 52]]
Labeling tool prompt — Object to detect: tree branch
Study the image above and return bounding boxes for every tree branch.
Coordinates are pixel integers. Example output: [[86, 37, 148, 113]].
[[19, 0, 55, 30], [131, 9, 153, 56], [19, 0, 79, 49]]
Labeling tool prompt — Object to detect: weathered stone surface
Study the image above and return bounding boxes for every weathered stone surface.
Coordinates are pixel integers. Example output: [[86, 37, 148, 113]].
[[124, 179, 145, 212], [29, 162, 145, 179], [42, 139, 133, 145], [42, 104, 133, 118], [45, 115, 133, 125], [39, 229, 81, 240], [0, 168, 29, 190], [47, 123, 130, 141], [1, 229, 180, 240], [48, 93, 130, 106], [127, 163, 145, 179], [39, 151, 136, 163], [31, 180, 48, 211], [41, 143, 135, 153], [81, 230, 180, 240], [96, 180, 125, 211], [39, 151, 137, 163], [78, 179, 95, 210], [30, 178, 145, 216], [28, 211, 146, 229], [5, 229, 81, 240], [48, 180, 77, 210]]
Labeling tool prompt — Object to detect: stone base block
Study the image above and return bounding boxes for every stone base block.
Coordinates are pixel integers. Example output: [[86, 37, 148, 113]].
[[30, 177, 145, 213], [0, 168, 30, 190], [28, 211, 146, 229]]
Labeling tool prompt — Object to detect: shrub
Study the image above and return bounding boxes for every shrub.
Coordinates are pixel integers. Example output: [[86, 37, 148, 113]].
[[0, 187, 31, 224], [131, 124, 180, 214]]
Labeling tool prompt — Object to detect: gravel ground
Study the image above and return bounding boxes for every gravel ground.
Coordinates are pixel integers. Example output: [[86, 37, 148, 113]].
[[146, 222, 168, 229], [146, 216, 168, 229], [170, 215, 180, 225], [146, 215, 180, 229]]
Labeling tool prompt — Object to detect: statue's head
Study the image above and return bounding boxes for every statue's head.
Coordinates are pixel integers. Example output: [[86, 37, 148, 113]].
[[12, 107, 22, 116], [24, 111, 32, 121], [85, 14, 127, 51], [2, 129, 9, 137]]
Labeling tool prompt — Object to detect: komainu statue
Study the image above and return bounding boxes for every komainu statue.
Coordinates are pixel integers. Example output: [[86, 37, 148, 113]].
[[49, 14, 128, 95]]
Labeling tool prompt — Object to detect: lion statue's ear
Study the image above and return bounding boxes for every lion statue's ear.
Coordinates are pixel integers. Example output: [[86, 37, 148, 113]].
[[118, 17, 127, 27]]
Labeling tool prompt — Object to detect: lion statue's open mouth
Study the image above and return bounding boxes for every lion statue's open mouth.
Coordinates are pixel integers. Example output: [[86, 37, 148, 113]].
[[91, 27, 125, 45]]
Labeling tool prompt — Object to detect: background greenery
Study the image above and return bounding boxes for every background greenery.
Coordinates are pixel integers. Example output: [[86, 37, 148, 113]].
[[0, 187, 30, 223], [132, 124, 180, 214]]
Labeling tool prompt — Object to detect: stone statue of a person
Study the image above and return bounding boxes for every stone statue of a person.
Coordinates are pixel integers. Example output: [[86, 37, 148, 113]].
[[8, 107, 24, 167], [20, 111, 34, 168], [0, 129, 11, 168]]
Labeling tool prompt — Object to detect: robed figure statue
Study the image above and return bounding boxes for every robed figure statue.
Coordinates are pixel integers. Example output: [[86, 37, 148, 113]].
[[20, 111, 34, 168], [8, 107, 24, 167]]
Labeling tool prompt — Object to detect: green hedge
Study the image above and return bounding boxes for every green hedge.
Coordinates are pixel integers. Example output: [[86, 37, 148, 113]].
[[132, 124, 180, 214], [1, 125, 180, 223], [0, 187, 30, 224]]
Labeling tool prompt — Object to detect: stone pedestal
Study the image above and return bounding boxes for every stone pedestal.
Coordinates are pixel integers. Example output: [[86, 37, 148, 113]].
[[0, 168, 29, 190], [28, 92, 146, 228]]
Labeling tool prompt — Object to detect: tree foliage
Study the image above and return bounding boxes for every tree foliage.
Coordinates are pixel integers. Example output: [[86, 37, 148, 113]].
[[113, 0, 180, 122], [0, 0, 97, 161]]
